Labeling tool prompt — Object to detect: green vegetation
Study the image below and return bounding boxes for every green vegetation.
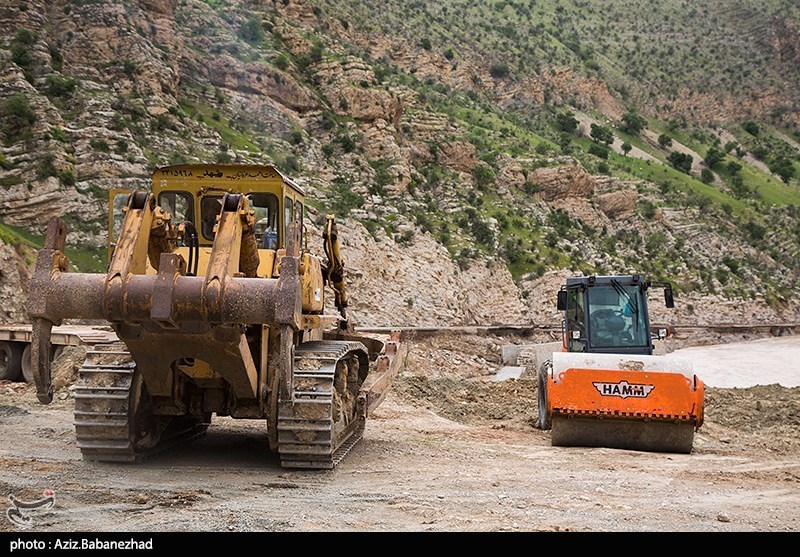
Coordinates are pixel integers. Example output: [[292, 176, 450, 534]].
[[327, 177, 363, 217], [1, 94, 37, 144], [178, 98, 260, 152], [0, 220, 105, 273], [238, 16, 265, 45], [2, 0, 798, 303]]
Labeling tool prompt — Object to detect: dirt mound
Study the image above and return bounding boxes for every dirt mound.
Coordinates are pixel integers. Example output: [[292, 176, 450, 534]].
[[395, 332, 800, 457], [394, 376, 538, 429]]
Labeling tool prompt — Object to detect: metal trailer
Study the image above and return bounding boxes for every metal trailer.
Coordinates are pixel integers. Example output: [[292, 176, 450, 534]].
[[0, 324, 119, 383]]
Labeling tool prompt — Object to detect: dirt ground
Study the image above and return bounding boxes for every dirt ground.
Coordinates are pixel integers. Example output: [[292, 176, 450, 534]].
[[0, 331, 798, 533]]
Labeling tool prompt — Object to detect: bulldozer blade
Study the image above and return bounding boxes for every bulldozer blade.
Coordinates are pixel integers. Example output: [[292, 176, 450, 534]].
[[550, 415, 695, 454]]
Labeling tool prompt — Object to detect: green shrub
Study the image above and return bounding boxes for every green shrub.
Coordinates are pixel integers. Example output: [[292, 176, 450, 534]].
[[588, 143, 609, 159], [10, 29, 37, 68], [667, 151, 693, 173], [556, 112, 578, 133], [741, 120, 760, 136], [336, 133, 356, 153], [215, 150, 233, 163], [328, 178, 363, 217], [45, 75, 78, 98], [474, 165, 495, 188], [590, 123, 614, 145], [11, 43, 32, 68], [1, 94, 37, 144], [37, 153, 58, 178], [274, 53, 290, 70], [90, 139, 111, 152], [238, 16, 265, 44], [620, 111, 646, 135], [523, 181, 540, 194], [58, 168, 76, 187], [489, 63, 509, 78]]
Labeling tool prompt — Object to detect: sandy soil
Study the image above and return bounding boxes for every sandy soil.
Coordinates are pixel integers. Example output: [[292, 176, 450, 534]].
[[0, 332, 798, 533]]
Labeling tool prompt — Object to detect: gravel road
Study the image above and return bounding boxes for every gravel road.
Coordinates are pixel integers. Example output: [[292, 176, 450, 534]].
[[0, 334, 798, 533]]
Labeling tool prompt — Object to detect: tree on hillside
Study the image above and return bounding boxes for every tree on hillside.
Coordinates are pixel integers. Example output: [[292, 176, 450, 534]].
[[667, 151, 693, 174], [658, 134, 672, 148], [589, 143, 610, 159], [769, 156, 796, 183], [558, 132, 574, 154], [751, 145, 768, 160], [704, 147, 725, 168], [1, 93, 37, 144], [620, 111, 647, 135], [742, 121, 760, 136], [727, 160, 742, 174], [621, 141, 632, 156], [489, 63, 509, 78], [556, 111, 579, 134], [238, 16, 265, 44], [474, 164, 496, 189], [590, 123, 614, 145]]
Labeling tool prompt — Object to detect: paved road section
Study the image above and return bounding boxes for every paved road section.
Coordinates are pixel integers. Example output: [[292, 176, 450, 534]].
[[671, 336, 800, 388]]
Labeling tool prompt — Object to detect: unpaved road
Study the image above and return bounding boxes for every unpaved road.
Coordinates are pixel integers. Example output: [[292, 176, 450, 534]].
[[0, 332, 798, 533]]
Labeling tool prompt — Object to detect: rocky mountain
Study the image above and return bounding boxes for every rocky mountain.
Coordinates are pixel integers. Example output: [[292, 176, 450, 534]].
[[1, 0, 799, 328]]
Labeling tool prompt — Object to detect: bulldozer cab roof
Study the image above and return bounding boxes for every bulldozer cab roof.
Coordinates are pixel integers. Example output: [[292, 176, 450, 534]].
[[151, 164, 305, 198]]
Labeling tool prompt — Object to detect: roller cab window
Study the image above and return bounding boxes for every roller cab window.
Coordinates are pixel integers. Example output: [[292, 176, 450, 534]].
[[566, 288, 587, 352], [586, 283, 648, 349]]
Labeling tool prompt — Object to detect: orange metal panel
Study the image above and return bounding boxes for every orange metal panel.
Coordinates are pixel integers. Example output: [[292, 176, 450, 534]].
[[548, 367, 704, 425]]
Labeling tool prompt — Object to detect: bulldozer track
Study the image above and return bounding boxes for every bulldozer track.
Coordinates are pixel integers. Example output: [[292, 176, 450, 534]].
[[277, 340, 369, 470], [72, 342, 208, 463]]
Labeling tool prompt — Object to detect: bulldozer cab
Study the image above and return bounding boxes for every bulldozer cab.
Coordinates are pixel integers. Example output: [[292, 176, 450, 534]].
[[108, 164, 305, 276], [557, 275, 674, 355]]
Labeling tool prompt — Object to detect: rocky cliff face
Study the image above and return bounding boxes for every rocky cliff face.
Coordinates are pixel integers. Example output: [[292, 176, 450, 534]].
[[0, 240, 33, 324], [306, 216, 527, 327], [0, 0, 798, 329]]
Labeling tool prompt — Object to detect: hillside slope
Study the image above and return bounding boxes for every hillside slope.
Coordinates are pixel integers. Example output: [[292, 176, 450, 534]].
[[0, 0, 798, 327]]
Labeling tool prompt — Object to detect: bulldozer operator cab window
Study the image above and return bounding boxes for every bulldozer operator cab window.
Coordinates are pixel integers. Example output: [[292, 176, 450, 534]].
[[296, 201, 303, 245], [587, 284, 648, 349], [201, 196, 223, 240], [566, 288, 586, 352], [284, 197, 293, 247], [158, 191, 194, 227], [250, 193, 279, 250], [110, 193, 129, 245]]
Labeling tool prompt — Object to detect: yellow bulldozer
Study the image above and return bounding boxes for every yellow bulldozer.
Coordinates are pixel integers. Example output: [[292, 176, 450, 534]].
[[27, 163, 403, 469], [537, 275, 705, 453]]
